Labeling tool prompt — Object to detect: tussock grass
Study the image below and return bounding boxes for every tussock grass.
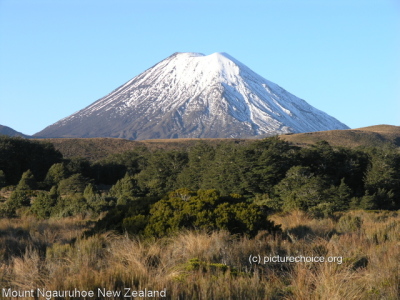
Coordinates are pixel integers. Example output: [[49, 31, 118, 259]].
[[1, 210, 399, 299]]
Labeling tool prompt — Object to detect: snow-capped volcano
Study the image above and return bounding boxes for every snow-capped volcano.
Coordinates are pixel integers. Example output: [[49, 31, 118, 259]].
[[35, 52, 349, 139]]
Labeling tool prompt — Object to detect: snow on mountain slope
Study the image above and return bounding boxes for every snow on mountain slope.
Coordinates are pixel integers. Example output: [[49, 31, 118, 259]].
[[35, 52, 349, 139]]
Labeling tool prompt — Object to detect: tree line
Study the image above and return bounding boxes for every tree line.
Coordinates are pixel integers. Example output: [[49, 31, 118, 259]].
[[0, 135, 399, 237]]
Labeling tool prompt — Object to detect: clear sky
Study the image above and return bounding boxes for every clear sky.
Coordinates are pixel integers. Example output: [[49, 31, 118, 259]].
[[0, 0, 399, 135]]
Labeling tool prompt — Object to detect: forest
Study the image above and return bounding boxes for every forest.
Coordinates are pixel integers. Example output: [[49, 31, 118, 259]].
[[0, 135, 399, 299], [1, 135, 399, 226]]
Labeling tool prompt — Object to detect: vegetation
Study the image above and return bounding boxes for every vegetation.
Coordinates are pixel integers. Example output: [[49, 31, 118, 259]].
[[37, 125, 400, 161], [0, 133, 399, 298], [1, 134, 399, 223], [280, 125, 400, 148], [0, 211, 399, 299], [0, 136, 62, 184]]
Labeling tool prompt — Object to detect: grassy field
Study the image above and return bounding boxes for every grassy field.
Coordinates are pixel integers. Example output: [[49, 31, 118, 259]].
[[1, 210, 399, 299]]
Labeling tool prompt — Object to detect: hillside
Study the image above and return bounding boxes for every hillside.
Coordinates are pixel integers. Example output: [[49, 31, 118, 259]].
[[40, 137, 250, 161], [279, 124, 400, 148], [37, 125, 399, 161], [0, 125, 30, 138]]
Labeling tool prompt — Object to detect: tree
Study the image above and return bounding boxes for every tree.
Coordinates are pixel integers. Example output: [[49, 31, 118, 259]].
[[45, 163, 68, 186], [83, 183, 108, 213], [201, 143, 244, 195], [65, 157, 91, 178], [58, 174, 91, 195], [0, 170, 6, 188], [91, 148, 148, 185], [176, 141, 215, 190], [31, 189, 58, 219], [239, 137, 298, 195], [16, 170, 37, 191], [109, 173, 141, 205], [83, 183, 98, 201], [53, 193, 89, 217], [136, 150, 188, 196], [363, 146, 400, 209], [4, 190, 31, 216], [274, 166, 328, 211], [0, 170, 37, 216], [0, 136, 62, 184], [328, 178, 352, 211]]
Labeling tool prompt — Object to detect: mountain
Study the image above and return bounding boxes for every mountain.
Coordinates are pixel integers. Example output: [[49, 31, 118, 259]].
[[0, 125, 30, 138], [35, 52, 349, 140]]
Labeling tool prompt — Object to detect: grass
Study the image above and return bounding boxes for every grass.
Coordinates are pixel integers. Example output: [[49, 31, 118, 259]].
[[0, 210, 399, 299], [280, 125, 400, 148]]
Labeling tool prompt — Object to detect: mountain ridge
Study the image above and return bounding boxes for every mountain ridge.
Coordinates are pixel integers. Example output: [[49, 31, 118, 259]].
[[0, 125, 30, 138]]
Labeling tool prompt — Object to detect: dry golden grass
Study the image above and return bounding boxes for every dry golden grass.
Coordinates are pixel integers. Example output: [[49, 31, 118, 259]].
[[1, 210, 399, 299], [280, 125, 400, 148]]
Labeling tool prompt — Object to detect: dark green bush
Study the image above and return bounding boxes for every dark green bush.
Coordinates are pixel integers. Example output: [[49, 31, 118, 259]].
[[144, 189, 280, 238]]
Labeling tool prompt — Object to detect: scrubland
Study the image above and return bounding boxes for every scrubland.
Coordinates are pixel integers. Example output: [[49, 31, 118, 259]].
[[1, 134, 400, 299]]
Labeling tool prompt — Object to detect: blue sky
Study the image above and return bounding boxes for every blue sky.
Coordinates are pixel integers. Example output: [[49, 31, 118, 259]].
[[0, 0, 399, 135]]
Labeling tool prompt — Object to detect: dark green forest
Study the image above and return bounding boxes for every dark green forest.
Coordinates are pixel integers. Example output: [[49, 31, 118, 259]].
[[0, 135, 399, 237]]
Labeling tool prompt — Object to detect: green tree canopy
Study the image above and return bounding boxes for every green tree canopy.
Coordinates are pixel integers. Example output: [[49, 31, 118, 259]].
[[58, 174, 91, 195], [0, 136, 62, 184], [16, 169, 37, 191], [31, 189, 58, 219], [363, 146, 400, 209], [136, 150, 188, 196], [45, 163, 68, 186], [176, 141, 215, 190], [274, 166, 328, 211]]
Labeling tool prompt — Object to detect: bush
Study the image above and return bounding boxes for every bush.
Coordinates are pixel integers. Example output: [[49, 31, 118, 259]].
[[30, 191, 58, 219], [336, 214, 363, 233], [53, 194, 89, 217], [44, 163, 68, 186], [58, 174, 91, 195], [16, 170, 37, 191], [144, 189, 280, 238]]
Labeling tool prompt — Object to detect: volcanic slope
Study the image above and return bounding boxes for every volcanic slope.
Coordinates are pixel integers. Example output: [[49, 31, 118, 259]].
[[35, 52, 349, 140], [0, 125, 30, 138]]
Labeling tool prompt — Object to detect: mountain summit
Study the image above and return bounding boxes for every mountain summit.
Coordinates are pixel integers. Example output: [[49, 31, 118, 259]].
[[35, 52, 349, 139]]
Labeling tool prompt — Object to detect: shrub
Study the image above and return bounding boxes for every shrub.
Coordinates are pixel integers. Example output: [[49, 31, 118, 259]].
[[16, 170, 37, 191], [336, 214, 363, 233], [58, 174, 91, 195], [144, 189, 280, 238], [44, 163, 68, 186], [30, 191, 57, 219]]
